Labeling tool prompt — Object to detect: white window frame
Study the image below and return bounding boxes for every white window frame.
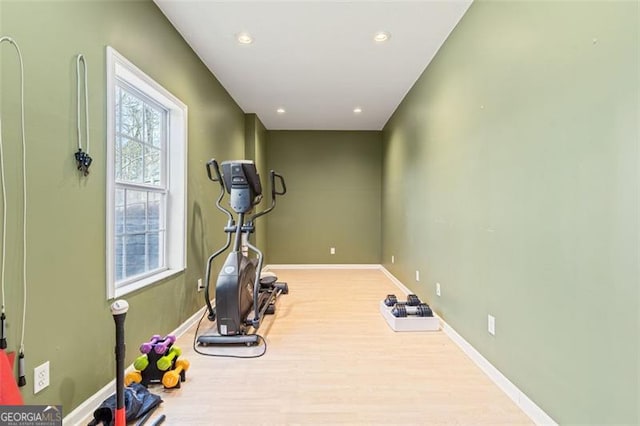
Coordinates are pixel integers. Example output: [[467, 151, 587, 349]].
[[106, 46, 187, 299]]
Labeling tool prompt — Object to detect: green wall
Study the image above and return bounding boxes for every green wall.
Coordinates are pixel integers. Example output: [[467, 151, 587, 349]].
[[267, 131, 381, 264], [381, 1, 638, 424], [1, 0, 245, 411]]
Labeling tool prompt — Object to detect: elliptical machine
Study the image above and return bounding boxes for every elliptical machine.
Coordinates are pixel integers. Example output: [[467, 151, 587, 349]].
[[197, 159, 288, 346]]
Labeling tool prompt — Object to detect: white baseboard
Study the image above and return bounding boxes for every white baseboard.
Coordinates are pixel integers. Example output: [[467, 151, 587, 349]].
[[62, 305, 207, 426], [265, 264, 381, 270], [441, 321, 556, 425], [380, 266, 556, 426]]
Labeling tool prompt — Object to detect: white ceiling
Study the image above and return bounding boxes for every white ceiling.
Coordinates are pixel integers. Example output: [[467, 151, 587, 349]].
[[153, 0, 472, 130]]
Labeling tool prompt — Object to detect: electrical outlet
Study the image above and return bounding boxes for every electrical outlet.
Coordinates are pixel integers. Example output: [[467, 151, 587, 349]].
[[34, 361, 49, 394], [436, 282, 441, 297], [391, 255, 395, 264], [197, 278, 204, 292], [330, 247, 335, 255], [488, 314, 496, 336], [415, 270, 420, 282]]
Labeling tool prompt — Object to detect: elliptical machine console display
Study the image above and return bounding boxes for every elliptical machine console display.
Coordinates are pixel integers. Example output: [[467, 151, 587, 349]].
[[197, 159, 288, 346]]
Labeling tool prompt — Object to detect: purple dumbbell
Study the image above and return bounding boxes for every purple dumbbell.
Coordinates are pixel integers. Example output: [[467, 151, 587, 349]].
[[140, 335, 162, 354], [154, 335, 176, 354]]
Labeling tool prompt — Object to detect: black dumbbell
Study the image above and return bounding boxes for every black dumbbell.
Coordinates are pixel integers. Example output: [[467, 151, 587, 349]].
[[406, 294, 421, 306], [392, 303, 433, 318], [384, 294, 398, 307], [385, 294, 422, 307]]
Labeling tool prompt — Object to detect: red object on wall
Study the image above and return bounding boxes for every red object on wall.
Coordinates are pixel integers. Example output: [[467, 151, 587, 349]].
[[0, 351, 24, 405]]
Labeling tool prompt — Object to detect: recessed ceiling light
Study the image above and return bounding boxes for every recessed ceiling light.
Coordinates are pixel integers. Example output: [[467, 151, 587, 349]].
[[277, 108, 286, 114], [374, 31, 391, 42], [236, 32, 253, 44], [353, 107, 362, 114]]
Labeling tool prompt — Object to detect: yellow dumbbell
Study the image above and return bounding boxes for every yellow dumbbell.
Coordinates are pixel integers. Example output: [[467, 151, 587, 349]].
[[125, 370, 142, 386], [162, 359, 190, 388]]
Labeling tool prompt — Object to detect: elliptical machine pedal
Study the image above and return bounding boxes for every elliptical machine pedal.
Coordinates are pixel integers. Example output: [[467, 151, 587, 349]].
[[259, 271, 278, 289], [274, 282, 289, 295]]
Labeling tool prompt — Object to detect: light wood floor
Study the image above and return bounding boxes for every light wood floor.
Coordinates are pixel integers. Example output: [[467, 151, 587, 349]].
[[104, 269, 533, 425]]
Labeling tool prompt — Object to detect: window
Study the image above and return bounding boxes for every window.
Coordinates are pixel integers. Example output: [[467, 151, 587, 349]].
[[106, 46, 187, 299]]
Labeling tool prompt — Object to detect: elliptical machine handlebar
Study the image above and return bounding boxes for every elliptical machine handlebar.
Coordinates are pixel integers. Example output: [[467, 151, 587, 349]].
[[206, 159, 234, 225], [249, 170, 287, 223], [206, 158, 223, 184], [272, 171, 287, 197]]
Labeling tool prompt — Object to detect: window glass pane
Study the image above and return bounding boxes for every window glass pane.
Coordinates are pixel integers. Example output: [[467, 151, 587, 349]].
[[120, 138, 143, 183], [118, 89, 144, 140], [114, 135, 123, 180], [144, 146, 161, 185], [116, 189, 165, 283], [148, 192, 162, 231], [115, 87, 122, 132], [152, 118, 162, 148], [144, 105, 162, 147], [115, 188, 125, 235], [125, 190, 146, 233], [124, 234, 146, 277], [147, 231, 163, 270], [115, 235, 124, 282]]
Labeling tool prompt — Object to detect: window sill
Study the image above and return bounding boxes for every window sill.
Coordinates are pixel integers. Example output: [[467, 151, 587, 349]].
[[112, 268, 184, 299]]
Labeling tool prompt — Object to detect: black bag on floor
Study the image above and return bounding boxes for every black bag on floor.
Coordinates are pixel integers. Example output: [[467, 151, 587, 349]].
[[88, 382, 162, 426]]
